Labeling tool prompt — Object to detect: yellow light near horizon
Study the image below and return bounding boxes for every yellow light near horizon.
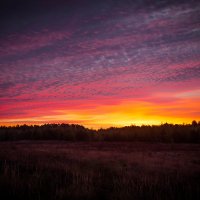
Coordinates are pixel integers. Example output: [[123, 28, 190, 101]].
[[0, 98, 199, 129]]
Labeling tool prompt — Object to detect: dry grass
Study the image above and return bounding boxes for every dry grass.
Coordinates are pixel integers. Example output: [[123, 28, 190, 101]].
[[0, 141, 200, 200]]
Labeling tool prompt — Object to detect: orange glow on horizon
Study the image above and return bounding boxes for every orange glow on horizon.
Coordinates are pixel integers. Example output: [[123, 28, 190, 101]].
[[1, 97, 199, 129]]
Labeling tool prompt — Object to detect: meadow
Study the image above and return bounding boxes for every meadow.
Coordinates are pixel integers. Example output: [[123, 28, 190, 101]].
[[0, 141, 200, 200], [0, 123, 200, 199]]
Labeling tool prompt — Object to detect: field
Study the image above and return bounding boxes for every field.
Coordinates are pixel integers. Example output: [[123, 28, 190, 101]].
[[0, 141, 200, 200]]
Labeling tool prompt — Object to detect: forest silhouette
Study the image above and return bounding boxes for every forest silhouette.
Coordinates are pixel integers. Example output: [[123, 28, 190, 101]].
[[0, 121, 199, 143]]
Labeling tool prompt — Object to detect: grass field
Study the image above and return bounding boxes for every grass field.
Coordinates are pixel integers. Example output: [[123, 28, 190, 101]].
[[0, 141, 200, 200]]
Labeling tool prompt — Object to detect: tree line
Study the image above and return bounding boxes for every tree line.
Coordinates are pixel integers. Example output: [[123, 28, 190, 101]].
[[0, 121, 199, 143]]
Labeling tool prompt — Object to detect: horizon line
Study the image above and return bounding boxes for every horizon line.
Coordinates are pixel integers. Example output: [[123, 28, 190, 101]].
[[1, 120, 199, 130]]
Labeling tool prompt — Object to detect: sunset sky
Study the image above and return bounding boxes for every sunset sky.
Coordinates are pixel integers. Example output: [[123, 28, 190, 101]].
[[0, 0, 200, 128]]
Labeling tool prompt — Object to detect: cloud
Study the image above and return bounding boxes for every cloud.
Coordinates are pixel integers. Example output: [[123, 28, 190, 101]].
[[0, 0, 200, 126]]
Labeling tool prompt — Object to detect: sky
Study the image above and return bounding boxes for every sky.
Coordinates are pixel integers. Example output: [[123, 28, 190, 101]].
[[0, 0, 200, 128]]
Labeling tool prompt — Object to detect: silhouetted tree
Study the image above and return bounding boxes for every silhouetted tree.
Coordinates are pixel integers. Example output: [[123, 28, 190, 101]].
[[192, 120, 198, 126]]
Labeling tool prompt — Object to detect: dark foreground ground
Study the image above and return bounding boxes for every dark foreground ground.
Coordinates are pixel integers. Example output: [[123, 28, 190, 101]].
[[0, 141, 200, 200]]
